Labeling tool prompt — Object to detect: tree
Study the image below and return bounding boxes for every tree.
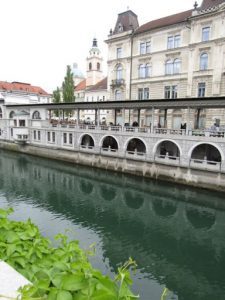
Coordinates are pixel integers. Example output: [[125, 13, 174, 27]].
[[53, 87, 61, 103], [62, 65, 75, 102]]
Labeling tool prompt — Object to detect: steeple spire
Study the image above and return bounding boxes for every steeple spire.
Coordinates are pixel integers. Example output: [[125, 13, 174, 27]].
[[92, 38, 98, 48]]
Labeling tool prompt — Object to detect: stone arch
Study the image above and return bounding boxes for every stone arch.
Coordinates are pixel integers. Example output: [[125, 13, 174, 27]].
[[189, 143, 222, 162], [32, 110, 41, 119], [153, 139, 181, 158], [124, 191, 144, 210], [80, 134, 95, 148], [125, 137, 147, 154], [186, 208, 215, 230], [100, 135, 119, 150]]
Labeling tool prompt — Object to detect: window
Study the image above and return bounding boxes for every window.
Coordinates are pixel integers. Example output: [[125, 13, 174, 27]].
[[202, 27, 210, 42], [89, 62, 92, 70], [19, 120, 25, 127], [165, 59, 173, 75], [63, 133, 67, 144], [97, 62, 100, 70], [145, 64, 151, 77], [198, 82, 206, 97], [139, 64, 146, 78], [69, 133, 73, 144], [167, 35, 180, 49], [115, 90, 122, 100], [47, 132, 50, 142], [52, 132, 55, 143], [138, 64, 151, 78], [34, 130, 36, 140], [9, 111, 15, 119], [116, 64, 123, 80], [200, 53, 208, 70], [0, 108, 2, 119], [38, 131, 41, 140], [164, 86, 177, 99], [103, 96, 105, 101], [32, 111, 41, 119], [165, 59, 181, 75], [140, 41, 151, 54], [174, 35, 181, 48], [138, 88, 149, 100], [117, 47, 122, 59], [173, 59, 181, 74]]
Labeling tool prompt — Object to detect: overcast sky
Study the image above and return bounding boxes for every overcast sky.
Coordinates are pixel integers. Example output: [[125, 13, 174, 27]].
[[0, 0, 195, 93]]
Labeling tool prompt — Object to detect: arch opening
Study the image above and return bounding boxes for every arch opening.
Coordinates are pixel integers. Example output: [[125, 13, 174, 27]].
[[155, 141, 180, 160], [81, 134, 94, 149], [102, 136, 118, 152], [191, 144, 221, 164], [126, 138, 146, 155]]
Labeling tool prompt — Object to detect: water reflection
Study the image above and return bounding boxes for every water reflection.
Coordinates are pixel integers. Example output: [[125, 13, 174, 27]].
[[0, 150, 225, 300]]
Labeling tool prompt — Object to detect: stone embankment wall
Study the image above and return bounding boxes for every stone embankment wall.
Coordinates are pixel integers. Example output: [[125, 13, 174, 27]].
[[0, 140, 224, 192]]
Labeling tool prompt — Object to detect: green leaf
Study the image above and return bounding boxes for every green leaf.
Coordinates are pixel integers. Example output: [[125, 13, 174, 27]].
[[6, 231, 19, 243], [56, 290, 73, 300], [61, 274, 88, 291]]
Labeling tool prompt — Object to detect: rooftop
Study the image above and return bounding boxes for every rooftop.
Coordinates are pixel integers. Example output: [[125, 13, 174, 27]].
[[0, 81, 49, 96], [74, 79, 86, 91], [86, 77, 107, 92]]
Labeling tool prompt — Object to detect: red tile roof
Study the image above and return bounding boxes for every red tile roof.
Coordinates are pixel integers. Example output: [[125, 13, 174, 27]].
[[201, 0, 225, 9], [74, 79, 86, 91], [0, 81, 49, 96], [135, 10, 193, 34], [86, 77, 107, 92]]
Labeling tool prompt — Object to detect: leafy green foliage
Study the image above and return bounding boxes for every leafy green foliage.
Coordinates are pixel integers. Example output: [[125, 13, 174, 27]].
[[52, 87, 61, 104], [62, 65, 75, 103], [0, 208, 139, 300]]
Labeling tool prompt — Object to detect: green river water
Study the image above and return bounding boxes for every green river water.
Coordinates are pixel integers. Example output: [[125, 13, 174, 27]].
[[0, 149, 225, 300]]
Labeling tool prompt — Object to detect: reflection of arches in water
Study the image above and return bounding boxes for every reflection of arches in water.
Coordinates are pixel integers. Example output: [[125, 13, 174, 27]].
[[102, 136, 118, 150], [100, 185, 116, 201], [191, 144, 221, 162], [186, 208, 215, 229], [126, 138, 146, 153], [152, 199, 177, 218], [124, 191, 144, 209], [80, 180, 94, 195], [156, 141, 180, 158], [81, 134, 95, 147]]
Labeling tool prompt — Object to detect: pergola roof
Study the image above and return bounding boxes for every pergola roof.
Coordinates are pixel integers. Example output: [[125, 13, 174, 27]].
[[5, 97, 225, 110]]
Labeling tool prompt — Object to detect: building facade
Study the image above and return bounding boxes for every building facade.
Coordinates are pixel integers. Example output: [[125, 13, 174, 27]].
[[106, 0, 225, 129]]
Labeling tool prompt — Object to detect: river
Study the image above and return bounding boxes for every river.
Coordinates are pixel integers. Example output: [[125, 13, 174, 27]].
[[0, 149, 225, 300]]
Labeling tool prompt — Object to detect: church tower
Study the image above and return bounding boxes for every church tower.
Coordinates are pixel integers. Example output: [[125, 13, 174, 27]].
[[86, 38, 104, 87]]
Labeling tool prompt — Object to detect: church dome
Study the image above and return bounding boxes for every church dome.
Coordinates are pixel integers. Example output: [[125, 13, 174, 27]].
[[71, 63, 84, 78]]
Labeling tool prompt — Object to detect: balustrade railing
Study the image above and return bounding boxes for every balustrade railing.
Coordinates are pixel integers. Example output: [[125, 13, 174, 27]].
[[190, 158, 221, 171], [30, 120, 225, 139]]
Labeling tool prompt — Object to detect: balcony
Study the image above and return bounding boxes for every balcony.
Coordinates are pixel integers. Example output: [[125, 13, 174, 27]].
[[110, 79, 125, 87]]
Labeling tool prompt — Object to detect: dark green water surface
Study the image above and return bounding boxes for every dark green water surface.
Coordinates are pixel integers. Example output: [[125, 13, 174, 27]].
[[0, 150, 225, 300]]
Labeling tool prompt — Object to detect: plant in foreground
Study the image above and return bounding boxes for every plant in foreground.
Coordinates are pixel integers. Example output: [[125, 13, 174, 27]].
[[0, 208, 139, 299]]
